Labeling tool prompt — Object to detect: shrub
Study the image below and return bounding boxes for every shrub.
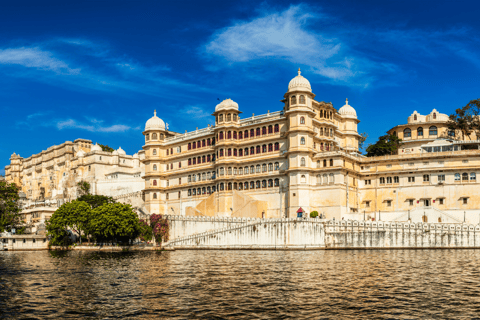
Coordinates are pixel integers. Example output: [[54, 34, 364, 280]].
[[310, 211, 319, 218]]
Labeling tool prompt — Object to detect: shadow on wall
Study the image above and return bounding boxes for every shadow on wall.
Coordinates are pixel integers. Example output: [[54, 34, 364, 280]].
[[186, 191, 268, 218]]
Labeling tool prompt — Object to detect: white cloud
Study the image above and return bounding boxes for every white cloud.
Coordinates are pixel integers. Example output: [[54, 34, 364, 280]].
[[56, 119, 131, 132], [179, 105, 212, 119], [0, 47, 80, 74], [203, 5, 359, 82]]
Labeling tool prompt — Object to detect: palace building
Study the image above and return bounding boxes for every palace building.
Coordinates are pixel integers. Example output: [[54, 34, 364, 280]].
[[142, 69, 480, 223]]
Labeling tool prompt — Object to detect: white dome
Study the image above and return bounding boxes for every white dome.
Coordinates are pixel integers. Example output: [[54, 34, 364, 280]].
[[215, 98, 239, 112], [112, 150, 118, 155], [338, 99, 357, 118], [288, 68, 312, 93], [117, 147, 126, 156], [91, 143, 102, 152], [76, 150, 86, 158], [145, 110, 166, 131]]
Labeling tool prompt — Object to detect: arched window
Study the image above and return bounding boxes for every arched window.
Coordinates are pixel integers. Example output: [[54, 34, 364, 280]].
[[429, 126, 438, 136], [167, 149, 169, 156], [256, 128, 261, 136], [153, 193, 157, 199], [320, 110, 323, 118], [268, 179, 273, 187], [274, 178, 279, 187], [330, 159, 333, 166], [249, 129, 254, 137], [274, 142, 279, 151], [291, 96, 297, 104], [256, 145, 261, 154], [417, 127, 423, 137], [471, 173, 476, 181], [153, 180, 157, 186], [329, 173, 334, 183], [301, 157, 306, 166], [403, 128, 411, 138], [462, 173, 468, 181], [219, 114, 223, 122], [207, 186, 211, 194], [301, 175, 306, 183], [262, 145, 267, 153], [192, 142, 196, 149], [152, 133, 158, 140], [300, 117, 305, 124], [268, 143, 273, 152], [244, 130, 249, 138], [299, 95, 305, 104], [220, 183, 224, 191], [233, 131, 237, 139], [300, 137, 305, 145], [274, 162, 279, 170], [220, 167, 224, 175], [192, 189, 196, 195], [227, 131, 232, 139], [153, 149, 157, 155], [202, 140, 206, 147], [433, 112, 436, 119], [274, 124, 279, 133], [234, 149, 238, 156], [228, 167, 232, 175], [219, 132, 224, 140], [256, 181, 260, 189], [455, 173, 460, 181], [227, 183, 232, 190], [188, 143, 191, 150], [262, 127, 267, 135], [244, 166, 249, 174], [239, 131, 243, 139], [268, 125, 273, 134], [250, 181, 255, 189], [188, 189, 192, 196], [244, 182, 249, 190], [220, 149, 224, 157], [153, 164, 157, 171], [228, 148, 232, 156], [261, 180, 266, 188], [207, 154, 211, 162], [244, 147, 249, 156], [202, 155, 206, 163], [146, 134, 150, 141], [317, 175, 321, 184], [262, 164, 267, 172], [250, 146, 255, 155], [330, 129, 333, 137], [414, 114, 417, 120], [320, 128, 323, 136], [250, 165, 255, 173], [323, 159, 327, 167], [268, 163, 273, 171], [256, 165, 261, 173], [227, 114, 231, 121]]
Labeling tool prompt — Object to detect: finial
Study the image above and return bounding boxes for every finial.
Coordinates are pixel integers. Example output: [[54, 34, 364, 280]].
[[298, 68, 301, 76], [154, 109, 157, 117], [345, 98, 348, 105]]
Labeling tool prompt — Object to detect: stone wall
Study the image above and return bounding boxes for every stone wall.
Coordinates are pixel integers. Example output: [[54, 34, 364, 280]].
[[325, 220, 480, 248]]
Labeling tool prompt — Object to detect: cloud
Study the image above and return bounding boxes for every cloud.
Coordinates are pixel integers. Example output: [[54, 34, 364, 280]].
[[179, 105, 212, 119], [0, 47, 80, 74], [56, 119, 131, 132], [203, 5, 361, 82]]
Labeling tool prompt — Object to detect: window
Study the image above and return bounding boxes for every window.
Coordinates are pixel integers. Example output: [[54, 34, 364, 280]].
[[301, 175, 306, 183], [330, 159, 333, 166], [220, 167, 224, 175], [274, 162, 279, 170], [300, 117, 305, 124], [439, 198, 444, 205], [433, 112, 437, 119], [274, 142, 279, 151], [438, 174, 445, 182], [153, 164, 157, 171], [394, 176, 399, 183], [387, 177, 392, 184], [380, 177, 385, 184], [320, 110, 323, 118], [429, 126, 438, 136], [262, 127, 267, 135], [192, 142, 196, 149], [262, 164, 267, 172], [179, 178, 182, 184], [244, 148, 249, 156], [234, 149, 238, 156], [146, 134, 150, 141], [188, 158, 192, 166], [262, 180, 267, 188], [233, 131, 237, 139], [366, 201, 370, 208], [300, 137, 305, 145], [299, 95, 305, 104], [329, 173, 334, 183], [220, 149, 224, 157], [268, 163, 273, 171], [244, 130, 249, 138], [227, 131, 232, 139], [153, 193, 157, 199], [250, 165, 254, 173], [262, 145, 267, 153], [188, 175, 191, 182], [403, 128, 411, 138], [448, 130, 455, 137], [228, 148, 232, 156], [274, 124, 279, 133], [268, 144, 273, 152], [417, 127, 423, 136], [256, 146, 261, 154], [153, 180, 157, 186], [239, 168, 243, 175], [414, 114, 417, 121], [470, 172, 476, 181], [188, 143, 191, 150], [250, 181, 254, 189], [256, 165, 261, 173], [317, 175, 321, 184], [256, 181, 260, 189], [268, 125, 273, 134], [227, 114, 231, 121], [219, 132, 224, 140], [364, 179, 371, 185], [274, 178, 279, 187], [409, 176, 415, 183], [153, 149, 157, 155], [256, 128, 261, 136], [463, 198, 468, 205], [462, 172, 468, 181], [301, 157, 306, 167], [423, 175, 430, 182], [386, 200, 392, 207], [250, 129, 254, 137], [219, 114, 223, 122], [323, 159, 327, 167], [244, 182, 249, 190], [228, 167, 232, 175], [177, 147, 181, 153], [291, 96, 296, 104]]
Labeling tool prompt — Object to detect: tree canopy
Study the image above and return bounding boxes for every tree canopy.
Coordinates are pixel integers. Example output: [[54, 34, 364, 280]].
[[46, 200, 91, 245], [0, 181, 22, 232], [89, 203, 140, 243], [365, 134, 402, 157], [77, 194, 115, 209], [98, 143, 114, 153], [448, 99, 480, 140]]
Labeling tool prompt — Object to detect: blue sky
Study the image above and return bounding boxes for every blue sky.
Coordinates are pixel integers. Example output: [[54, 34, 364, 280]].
[[2, 0, 480, 174]]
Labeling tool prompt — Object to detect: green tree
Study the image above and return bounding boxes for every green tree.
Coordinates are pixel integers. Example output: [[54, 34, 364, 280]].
[[138, 220, 153, 242], [77, 194, 115, 209], [77, 180, 91, 196], [98, 144, 114, 153], [0, 181, 22, 232], [448, 99, 480, 140], [90, 203, 140, 243], [358, 132, 369, 151], [310, 211, 319, 218], [365, 134, 402, 157], [47, 200, 92, 244]]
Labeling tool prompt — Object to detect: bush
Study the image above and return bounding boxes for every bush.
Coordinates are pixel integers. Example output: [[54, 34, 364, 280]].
[[310, 211, 319, 218]]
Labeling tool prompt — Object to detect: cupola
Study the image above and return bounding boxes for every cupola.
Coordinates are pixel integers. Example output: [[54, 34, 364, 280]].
[[338, 99, 357, 118], [145, 110, 166, 131], [288, 68, 312, 93]]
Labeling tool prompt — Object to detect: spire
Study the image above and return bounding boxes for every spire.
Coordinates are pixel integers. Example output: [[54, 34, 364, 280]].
[[154, 109, 157, 117], [298, 68, 301, 76], [345, 98, 349, 105]]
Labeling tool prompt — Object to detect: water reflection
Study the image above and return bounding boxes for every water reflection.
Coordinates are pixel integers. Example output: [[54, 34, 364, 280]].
[[1, 250, 480, 319]]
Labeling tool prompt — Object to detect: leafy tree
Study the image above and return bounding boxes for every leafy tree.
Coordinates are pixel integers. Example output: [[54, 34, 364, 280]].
[[310, 211, 319, 218], [90, 203, 140, 243], [46, 200, 92, 244], [448, 99, 480, 140], [77, 180, 91, 196], [0, 181, 22, 232], [77, 194, 115, 209], [366, 134, 402, 157], [98, 144, 114, 153], [358, 132, 368, 151], [138, 220, 153, 242]]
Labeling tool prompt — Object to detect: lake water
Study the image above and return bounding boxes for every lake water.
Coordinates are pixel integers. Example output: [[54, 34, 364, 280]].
[[1, 249, 480, 319]]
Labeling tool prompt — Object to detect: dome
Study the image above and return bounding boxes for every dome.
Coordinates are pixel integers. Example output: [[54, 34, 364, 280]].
[[133, 153, 139, 159], [91, 143, 102, 152], [112, 150, 119, 155], [338, 99, 357, 118], [288, 68, 312, 93], [76, 150, 86, 158], [117, 147, 126, 156], [145, 110, 166, 131], [215, 98, 239, 112]]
